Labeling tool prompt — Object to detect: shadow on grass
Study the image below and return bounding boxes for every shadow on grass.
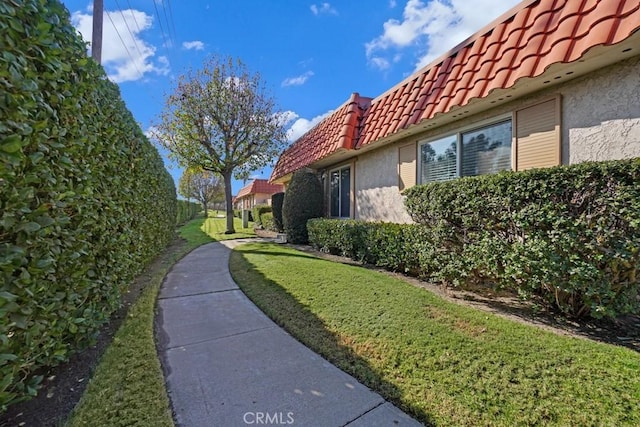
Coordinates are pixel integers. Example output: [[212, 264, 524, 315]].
[[466, 294, 640, 353], [235, 248, 324, 261], [230, 249, 435, 427], [290, 242, 640, 354]]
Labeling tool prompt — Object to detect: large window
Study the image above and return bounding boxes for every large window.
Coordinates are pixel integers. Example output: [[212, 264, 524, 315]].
[[419, 119, 512, 183], [330, 166, 350, 217]]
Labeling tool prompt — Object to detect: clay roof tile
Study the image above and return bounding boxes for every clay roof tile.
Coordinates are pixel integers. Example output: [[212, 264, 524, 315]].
[[272, 0, 640, 178], [356, 0, 640, 148], [270, 93, 371, 181], [236, 179, 284, 199]]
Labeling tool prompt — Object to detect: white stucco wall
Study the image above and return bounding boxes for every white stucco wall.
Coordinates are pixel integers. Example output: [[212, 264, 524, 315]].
[[354, 146, 413, 223], [563, 56, 640, 163]]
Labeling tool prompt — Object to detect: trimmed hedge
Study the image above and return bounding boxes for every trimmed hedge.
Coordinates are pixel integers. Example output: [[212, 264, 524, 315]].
[[252, 204, 272, 227], [282, 170, 323, 244], [309, 159, 640, 319], [176, 200, 200, 225], [307, 220, 431, 276], [271, 192, 285, 232], [0, 0, 176, 410], [260, 212, 275, 232]]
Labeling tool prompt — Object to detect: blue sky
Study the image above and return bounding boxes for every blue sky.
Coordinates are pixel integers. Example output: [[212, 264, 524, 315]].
[[60, 0, 521, 195]]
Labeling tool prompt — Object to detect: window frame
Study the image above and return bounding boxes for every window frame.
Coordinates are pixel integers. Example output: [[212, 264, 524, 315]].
[[329, 164, 351, 218], [418, 113, 513, 184]]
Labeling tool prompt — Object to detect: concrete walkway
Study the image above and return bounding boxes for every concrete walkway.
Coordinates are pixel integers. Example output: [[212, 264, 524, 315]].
[[156, 240, 423, 427]]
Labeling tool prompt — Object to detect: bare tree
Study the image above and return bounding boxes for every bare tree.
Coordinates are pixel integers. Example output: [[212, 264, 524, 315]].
[[154, 56, 288, 233], [178, 167, 224, 216]]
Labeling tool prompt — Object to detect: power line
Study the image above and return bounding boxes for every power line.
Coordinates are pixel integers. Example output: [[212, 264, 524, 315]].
[[113, 0, 146, 63], [105, 8, 145, 79], [124, 0, 143, 34], [165, 0, 178, 46], [152, 0, 171, 50], [160, 0, 175, 48]]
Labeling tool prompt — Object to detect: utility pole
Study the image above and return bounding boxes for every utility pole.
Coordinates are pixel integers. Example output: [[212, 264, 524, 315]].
[[92, 0, 103, 63]]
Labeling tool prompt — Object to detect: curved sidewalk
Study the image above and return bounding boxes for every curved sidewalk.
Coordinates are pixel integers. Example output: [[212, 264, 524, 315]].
[[156, 240, 423, 427]]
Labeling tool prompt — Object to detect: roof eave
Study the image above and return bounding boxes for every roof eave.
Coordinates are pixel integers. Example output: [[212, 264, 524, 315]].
[[359, 34, 640, 150]]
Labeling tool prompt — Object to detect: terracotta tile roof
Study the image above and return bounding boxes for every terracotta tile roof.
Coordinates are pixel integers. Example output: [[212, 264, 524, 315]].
[[236, 179, 284, 199], [357, 0, 640, 147], [270, 93, 372, 182], [270, 0, 640, 181]]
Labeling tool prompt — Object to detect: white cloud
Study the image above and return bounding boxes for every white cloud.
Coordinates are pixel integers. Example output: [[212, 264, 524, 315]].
[[71, 8, 170, 83], [279, 110, 300, 126], [182, 40, 205, 50], [286, 110, 333, 141], [366, 0, 521, 71], [389, 0, 398, 8], [281, 71, 315, 87], [144, 126, 157, 140], [370, 57, 391, 70], [298, 58, 314, 68], [310, 3, 338, 16]]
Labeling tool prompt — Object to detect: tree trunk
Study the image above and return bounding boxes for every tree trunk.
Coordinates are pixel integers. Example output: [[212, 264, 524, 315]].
[[202, 201, 208, 218], [223, 172, 235, 234]]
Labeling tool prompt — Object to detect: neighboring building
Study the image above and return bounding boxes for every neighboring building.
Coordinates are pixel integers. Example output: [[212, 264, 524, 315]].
[[271, 0, 640, 223], [234, 179, 284, 210]]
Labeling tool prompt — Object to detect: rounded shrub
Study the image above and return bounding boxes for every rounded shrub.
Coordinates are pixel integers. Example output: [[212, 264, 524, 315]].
[[271, 192, 285, 232], [282, 170, 323, 243]]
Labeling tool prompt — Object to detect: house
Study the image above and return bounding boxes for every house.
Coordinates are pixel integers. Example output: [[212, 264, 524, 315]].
[[233, 179, 284, 210], [271, 0, 640, 223]]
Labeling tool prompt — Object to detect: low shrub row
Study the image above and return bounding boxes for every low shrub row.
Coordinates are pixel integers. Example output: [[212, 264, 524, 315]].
[[260, 212, 275, 232], [176, 200, 200, 225], [0, 1, 176, 410], [252, 204, 272, 228], [309, 159, 640, 319], [308, 219, 431, 275]]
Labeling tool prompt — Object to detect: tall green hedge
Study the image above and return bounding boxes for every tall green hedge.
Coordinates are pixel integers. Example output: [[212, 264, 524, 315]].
[[0, 0, 176, 410], [309, 159, 640, 320], [282, 170, 323, 243], [176, 200, 200, 225], [271, 192, 284, 232]]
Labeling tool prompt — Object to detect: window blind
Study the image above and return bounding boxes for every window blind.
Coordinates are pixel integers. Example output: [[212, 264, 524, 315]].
[[420, 135, 457, 182], [461, 120, 512, 177], [398, 143, 417, 190], [515, 98, 560, 171]]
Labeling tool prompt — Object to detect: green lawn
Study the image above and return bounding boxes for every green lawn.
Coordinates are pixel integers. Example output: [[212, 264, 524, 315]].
[[229, 242, 640, 427], [182, 214, 256, 242], [67, 215, 255, 426]]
